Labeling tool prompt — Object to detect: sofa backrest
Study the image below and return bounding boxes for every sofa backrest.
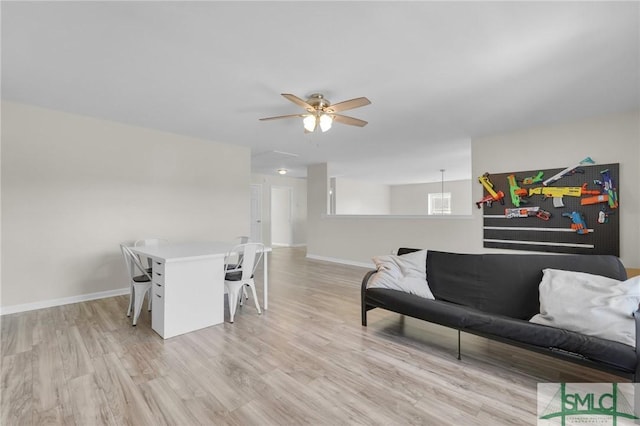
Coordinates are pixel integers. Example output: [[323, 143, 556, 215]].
[[398, 248, 628, 320]]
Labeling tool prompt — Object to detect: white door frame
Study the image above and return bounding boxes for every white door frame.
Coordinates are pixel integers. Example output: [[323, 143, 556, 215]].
[[250, 184, 263, 243]]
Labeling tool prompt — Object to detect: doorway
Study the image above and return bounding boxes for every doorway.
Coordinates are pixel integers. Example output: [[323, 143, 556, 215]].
[[250, 184, 263, 243], [271, 186, 293, 246]]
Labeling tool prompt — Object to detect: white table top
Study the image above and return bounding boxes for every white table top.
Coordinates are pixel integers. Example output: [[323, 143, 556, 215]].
[[130, 241, 271, 262]]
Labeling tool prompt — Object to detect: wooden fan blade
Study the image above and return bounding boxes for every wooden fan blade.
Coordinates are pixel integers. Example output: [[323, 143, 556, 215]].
[[259, 114, 306, 121], [281, 94, 315, 112], [324, 97, 371, 113], [332, 114, 368, 127]]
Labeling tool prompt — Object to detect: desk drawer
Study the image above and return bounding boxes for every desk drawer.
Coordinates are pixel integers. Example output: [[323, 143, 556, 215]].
[[152, 260, 165, 274], [153, 281, 164, 297], [152, 270, 165, 285]]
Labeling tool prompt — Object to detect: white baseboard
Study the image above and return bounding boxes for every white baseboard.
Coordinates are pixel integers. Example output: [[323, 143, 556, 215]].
[[0, 287, 130, 316], [306, 254, 374, 269], [271, 243, 307, 248]]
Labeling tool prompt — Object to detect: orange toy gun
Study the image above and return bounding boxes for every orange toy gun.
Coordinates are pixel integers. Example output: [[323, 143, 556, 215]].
[[476, 173, 505, 209]]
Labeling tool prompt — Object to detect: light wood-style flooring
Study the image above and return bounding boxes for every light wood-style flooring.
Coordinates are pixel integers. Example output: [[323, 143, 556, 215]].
[[1, 247, 625, 425]]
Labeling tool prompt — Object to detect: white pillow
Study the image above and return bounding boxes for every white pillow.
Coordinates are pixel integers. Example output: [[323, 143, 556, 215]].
[[367, 250, 434, 299], [530, 268, 640, 347]]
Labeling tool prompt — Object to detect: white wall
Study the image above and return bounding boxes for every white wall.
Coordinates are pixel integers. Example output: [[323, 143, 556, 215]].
[[334, 177, 390, 215], [307, 111, 640, 268], [271, 186, 292, 246], [250, 173, 307, 247], [1, 102, 250, 310], [390, 179, 472, 215]]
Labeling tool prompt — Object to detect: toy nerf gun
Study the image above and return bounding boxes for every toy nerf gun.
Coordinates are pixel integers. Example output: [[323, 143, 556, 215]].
[[593, 169, 619, 209], [507, 174, 528, 207], [476, 173, 505, 208], [521, 171, 544, 185], [528, 183, 600, 208], [562, 211, 591, 235], [598, 208, 616, 224], [542, 157, 594, 186], [504, 207, 551, 220]]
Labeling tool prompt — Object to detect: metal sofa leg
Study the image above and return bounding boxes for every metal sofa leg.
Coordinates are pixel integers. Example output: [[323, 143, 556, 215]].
[[362, 304, 367, 326], [457, 330, 461, 360]]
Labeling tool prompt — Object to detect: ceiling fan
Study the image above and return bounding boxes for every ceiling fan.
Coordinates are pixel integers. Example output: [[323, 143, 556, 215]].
[[259, 93, 371, 133]]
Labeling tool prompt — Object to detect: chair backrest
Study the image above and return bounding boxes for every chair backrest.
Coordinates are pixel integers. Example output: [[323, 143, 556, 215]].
[[232, 236, 250, 264], [134, 238, 168, 247], [134, 239, 168, 268], [120, 244, 152, 280], [226, 243, 263, 280]]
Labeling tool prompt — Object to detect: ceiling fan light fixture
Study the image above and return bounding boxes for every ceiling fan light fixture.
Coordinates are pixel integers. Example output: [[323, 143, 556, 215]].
[[260, 93, 370, 133], [319, 114, 333, 132], [303, 115, 317, 132]]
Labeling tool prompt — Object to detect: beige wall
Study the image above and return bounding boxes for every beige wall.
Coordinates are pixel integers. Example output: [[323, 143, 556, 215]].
[[250, 173, 307, 247], [307, 111, 640, 268], [390, 179, 472, 215], [1, 102, 250, 311], [334, 178, 390, 215]]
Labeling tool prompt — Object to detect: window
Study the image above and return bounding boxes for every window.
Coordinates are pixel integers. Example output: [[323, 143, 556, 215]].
[[428, 192, 451, 215]]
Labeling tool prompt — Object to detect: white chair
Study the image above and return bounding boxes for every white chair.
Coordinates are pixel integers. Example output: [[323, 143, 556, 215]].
[[120, 244, 153, 326], [224, 243, 263, 323], [224, 236, 249, 268], [225, 236, 250, 300]]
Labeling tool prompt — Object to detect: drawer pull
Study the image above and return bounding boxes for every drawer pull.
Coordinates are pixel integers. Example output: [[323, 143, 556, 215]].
[[155, 283, 162, 287], [156, 294, 162, 298], [155, 272, 162, 276]]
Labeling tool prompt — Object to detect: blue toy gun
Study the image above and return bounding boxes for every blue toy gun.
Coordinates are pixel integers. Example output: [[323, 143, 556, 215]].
[[562, 211, 590, 235], [594, 169, 619, 209]]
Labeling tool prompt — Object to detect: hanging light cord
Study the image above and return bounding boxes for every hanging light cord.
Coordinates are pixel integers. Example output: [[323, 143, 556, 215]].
[[440, 169, 445, 215]]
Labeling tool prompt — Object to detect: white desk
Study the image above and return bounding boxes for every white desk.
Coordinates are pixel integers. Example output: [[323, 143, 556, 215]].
[[131, 241, 270, 339]]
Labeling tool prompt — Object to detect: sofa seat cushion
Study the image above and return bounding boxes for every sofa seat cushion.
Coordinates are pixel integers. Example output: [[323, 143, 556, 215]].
[[365, 288, 636, 372], [460, 307, 636, 373], [366, 288, 468, 328]]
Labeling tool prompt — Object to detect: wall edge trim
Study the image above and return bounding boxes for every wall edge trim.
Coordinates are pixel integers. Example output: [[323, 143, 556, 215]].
[[0, 287, 129, 316], [306, 254, 373, 269]]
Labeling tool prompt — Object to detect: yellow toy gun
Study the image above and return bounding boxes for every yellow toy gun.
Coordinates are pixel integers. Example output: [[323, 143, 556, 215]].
[[528, 186, 582, 198], [528, 183, 600, 207]]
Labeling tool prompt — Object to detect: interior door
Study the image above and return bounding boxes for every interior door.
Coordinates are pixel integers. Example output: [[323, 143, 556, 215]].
[[250, 184, 262, 243]]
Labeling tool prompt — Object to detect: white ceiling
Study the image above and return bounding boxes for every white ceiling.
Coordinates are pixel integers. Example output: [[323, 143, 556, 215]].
[[2, 1, 638, 184]]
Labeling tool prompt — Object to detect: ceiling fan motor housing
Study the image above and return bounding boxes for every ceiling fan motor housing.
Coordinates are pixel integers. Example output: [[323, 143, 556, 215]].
[[306, 93, 330, 112]]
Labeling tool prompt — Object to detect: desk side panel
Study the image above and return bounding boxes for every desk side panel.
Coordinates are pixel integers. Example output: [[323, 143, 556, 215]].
[[161, 257, 224, 339]]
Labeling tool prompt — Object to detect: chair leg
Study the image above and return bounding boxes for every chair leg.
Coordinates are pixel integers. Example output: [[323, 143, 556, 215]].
[[227, 286, 239, 323], [132, 284, 147, 326], [239, 288, 249, 306], [147, 288, 152, 312], [247, 283, 262, 315], [127, 284, 134, 317]]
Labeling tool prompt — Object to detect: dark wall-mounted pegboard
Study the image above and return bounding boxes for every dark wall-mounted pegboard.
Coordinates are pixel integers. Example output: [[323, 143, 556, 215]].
[[480, 163, 619, 256]]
